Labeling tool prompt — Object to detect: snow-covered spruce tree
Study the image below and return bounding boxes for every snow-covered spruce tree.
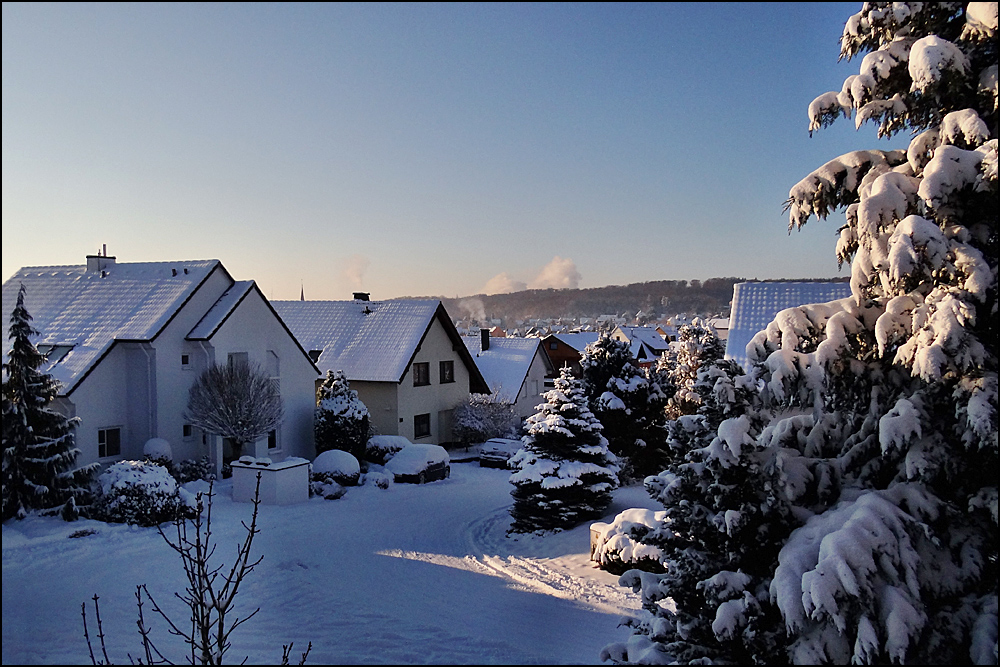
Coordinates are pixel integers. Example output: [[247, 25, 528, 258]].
[[314, 370, 371, 460], [508, 367, 620, 534], [605, 4, 998, 664], [655, 318, 727, 420], [2, 284, 98, 522], [580, 335, 669, 479]]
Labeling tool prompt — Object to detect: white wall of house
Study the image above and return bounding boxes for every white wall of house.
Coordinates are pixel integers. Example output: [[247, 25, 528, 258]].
[[205, 289, 317, 462], [396, 317, 471, 444], [351, 380, 399, 440], [512, 349, 550, 421]]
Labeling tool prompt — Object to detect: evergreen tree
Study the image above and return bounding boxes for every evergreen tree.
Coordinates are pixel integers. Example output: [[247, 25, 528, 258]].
[[580, 335, 668, 479], [607, 4, 997, 664], [508, 367, 619, 534], [314, 370, 371, 460], [655, 317, 727, 420], [2, 284, 97, 521]]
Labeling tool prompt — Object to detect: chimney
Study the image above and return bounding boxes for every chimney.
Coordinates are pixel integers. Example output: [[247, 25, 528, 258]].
[[353, 292, 370, 301], [86, 245, 117, 275], [480, 328, 490, 352]]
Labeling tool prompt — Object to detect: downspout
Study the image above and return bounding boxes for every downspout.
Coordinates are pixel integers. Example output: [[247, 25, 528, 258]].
[[140, 344, 157, 440]]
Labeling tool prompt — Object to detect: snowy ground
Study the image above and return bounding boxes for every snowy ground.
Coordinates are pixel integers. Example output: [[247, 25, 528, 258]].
[[2, 459, 659, 665]]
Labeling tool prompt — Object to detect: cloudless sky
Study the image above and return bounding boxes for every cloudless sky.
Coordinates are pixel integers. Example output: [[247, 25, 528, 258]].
[[2, 2, 909, 301]]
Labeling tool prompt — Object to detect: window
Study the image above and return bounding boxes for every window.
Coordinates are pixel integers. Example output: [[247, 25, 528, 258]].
[[268, 429, 278, 450], [414, 413, 431, 439], [181, 354, 191, 369], [183, 424, 194, 440], [549, 341, 559, 350], [228, 352, 248, 368], [412, 362, 430, 386], [98, 427, 121, 458], [439, 360, 455, 384]]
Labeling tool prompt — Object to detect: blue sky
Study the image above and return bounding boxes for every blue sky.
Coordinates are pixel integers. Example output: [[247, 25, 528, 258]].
[[2, 2, 908, 300]]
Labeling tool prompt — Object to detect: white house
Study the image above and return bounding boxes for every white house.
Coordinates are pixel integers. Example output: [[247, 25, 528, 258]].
[[610, 326, 671, 368], [272, 295, 490, 445], [1, 254, 320, 474], [463, 329, 554, 420]]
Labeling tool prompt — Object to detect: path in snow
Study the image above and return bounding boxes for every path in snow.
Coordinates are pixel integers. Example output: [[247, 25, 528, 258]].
[[2, 461, 659, 665]]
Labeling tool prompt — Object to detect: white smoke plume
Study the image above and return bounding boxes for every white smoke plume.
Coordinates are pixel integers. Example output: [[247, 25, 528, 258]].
[[459, 298, 487, 323], [483, 272, 528, 295], [341, 254, 370, 292], [529, 256, 581, 290]]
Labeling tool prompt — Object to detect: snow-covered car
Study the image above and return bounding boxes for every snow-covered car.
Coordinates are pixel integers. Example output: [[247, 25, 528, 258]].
[[479, 438, 522, 469], [385, 444, 451, 484]]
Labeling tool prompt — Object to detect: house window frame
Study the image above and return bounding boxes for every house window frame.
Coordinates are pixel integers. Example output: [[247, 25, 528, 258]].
[[439, 360, 455, 384], [98, 427, 122, 459], [181, 353, 192, 370], [414, 413, 431, 439], [183, 424, 194, 441], [268, 429, 279, 450], [412, 362, 430, 387]]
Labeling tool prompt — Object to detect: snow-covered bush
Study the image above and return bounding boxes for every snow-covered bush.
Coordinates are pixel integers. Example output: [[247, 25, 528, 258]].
[[142, 437, 173, 467], [315, 370, 371, 460], [364, 470, 393, 490], [93, 460, 192, 527], [365, 435, 410, 464], [509, 367, 620, 534], [451, 392, 520, 444], [591, 508, 667, 575], [311, 449, 361, 487], [173, 456, 215, 484], [607, 4, 998, 665]]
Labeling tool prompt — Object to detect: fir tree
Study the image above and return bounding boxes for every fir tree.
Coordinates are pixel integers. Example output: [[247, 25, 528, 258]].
[[508, 367, 619, 534], [655, 317, 727, 420], [607, 3, 997, 664], [2, 284, 97, 521], [580, 335, 668, 479], [314, 370, 371, 460]]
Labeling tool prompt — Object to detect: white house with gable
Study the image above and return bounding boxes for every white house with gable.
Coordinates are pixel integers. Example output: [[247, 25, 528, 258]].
[[1, 254, 320, 474], [273, 294, 490, 445]]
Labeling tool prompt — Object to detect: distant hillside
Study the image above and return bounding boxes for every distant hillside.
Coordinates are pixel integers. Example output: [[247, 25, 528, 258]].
[[405, 277, 849, 326]]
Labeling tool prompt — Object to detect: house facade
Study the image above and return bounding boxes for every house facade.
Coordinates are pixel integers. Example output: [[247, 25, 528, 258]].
[[1, 255, 320, 474], [610, 326, 671, 368], [273, 296, 489, 445], [464, 329, 554, 420]]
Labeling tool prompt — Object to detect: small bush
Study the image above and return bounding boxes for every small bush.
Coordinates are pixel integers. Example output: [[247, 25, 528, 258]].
[[364, 471, 392, 490], [591, 508, 667, 575], [365, 435, 410, 464], [93, 461, 192, 527], [310, 478, 347, 500], [174, 456, 216, 484], [312, 449, 361, 486]]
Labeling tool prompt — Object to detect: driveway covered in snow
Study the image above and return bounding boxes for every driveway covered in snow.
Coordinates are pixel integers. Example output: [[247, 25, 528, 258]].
[[2, 460, 659, 664]]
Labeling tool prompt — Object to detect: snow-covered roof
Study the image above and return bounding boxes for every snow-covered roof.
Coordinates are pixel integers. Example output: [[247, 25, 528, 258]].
[[725, 281, 853, 370], [550, 332, 600, 352], [273, 299, 489, 391], [463, 336, 550, 401], [188, 280, 255, 339], [2, 259, 221, 393]]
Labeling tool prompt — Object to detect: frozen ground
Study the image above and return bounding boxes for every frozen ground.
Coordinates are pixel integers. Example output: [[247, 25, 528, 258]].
[[2, 459, 659, 665]]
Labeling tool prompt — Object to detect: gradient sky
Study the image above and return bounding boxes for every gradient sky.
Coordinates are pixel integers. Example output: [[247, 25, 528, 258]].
[[2, 2, 909, 301]]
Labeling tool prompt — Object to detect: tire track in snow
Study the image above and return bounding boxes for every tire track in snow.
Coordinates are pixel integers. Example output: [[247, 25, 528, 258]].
[[463, 506, 639, 616]]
